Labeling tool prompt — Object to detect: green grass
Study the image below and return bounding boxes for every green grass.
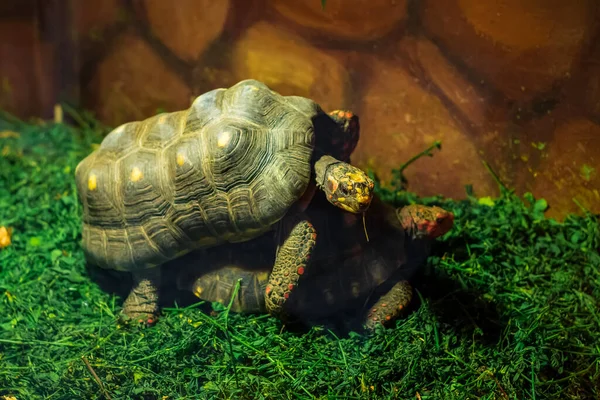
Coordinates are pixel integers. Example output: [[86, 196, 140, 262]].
[[0, 111, 599, 399]]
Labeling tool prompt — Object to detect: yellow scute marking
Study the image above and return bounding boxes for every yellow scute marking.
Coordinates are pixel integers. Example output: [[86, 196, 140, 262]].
[[256, 271, 270, 283], [176, 153, 185, 166], [88, 174, 97, 191], [217, 131, 232, 148], [130, 167, 143, 182]]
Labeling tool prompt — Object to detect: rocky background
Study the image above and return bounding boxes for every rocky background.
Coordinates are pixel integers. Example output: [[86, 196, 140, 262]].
[[1, 0, 599, 220]]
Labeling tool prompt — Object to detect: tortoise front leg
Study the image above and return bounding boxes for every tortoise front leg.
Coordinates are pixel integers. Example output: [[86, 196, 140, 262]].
[[265, 215, 317, 320], [363, 280, 413, 331], [120, 267, 161, 326]]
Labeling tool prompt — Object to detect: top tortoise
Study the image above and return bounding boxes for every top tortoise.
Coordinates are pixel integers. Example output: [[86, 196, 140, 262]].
[[75, 79, 374, 324]]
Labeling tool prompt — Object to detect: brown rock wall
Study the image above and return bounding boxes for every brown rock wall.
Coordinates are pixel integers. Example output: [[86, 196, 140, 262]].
[[531, 118, 600, 219], [397, 37, 492, 131], [230, 21, 350, 112], [420, 0, 598, 103], [395, 36, 516, 189], [137, 0, 230, 62], [268, 0, 408, 42], [574, 37, 600, 121], [84, 33, 191, 126], [0, 20, 41, 118], [351, 56, 498, 199], [73, 0, 124, 42]]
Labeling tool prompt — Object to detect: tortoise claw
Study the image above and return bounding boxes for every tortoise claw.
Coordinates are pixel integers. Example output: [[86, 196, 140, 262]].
[[118, 311, 159, 328]]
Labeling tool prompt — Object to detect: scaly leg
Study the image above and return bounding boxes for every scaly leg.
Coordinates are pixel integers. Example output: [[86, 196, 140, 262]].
[[265, 216, 317, 320], [363, 280, 413, 331], [120, 267, 161, 326]]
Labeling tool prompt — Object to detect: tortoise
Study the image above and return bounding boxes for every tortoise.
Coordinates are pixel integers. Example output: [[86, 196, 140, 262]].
[[173, 195, 455, 331], [74, 79, 375, 324]]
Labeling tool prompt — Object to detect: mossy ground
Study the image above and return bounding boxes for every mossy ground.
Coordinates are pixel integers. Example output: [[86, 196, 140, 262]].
[[0, 111, 599, 399]]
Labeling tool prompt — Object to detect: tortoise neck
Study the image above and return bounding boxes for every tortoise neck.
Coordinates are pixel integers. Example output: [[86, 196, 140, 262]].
[[314, 155, 341, 189]]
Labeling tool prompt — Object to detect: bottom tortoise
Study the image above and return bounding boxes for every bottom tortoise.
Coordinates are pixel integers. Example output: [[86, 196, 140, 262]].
[[174, 195, 455, 331]]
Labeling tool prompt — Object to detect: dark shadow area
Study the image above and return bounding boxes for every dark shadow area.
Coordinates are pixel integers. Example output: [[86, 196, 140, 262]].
[[414, 270, 505, 347], [84, 209, 506, 346], [85, 260, 212, 317], [85, 235, 507, 346], [413, 239, 506, 346]]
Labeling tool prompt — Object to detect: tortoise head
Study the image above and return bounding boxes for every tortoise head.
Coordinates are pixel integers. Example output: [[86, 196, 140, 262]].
[[397, 204, 454, 240], [328, 109, 360, 162], [315, 156, 374, 214]]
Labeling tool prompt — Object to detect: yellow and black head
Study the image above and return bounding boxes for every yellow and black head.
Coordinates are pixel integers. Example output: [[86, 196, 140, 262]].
[[318, 161, 374, 214]]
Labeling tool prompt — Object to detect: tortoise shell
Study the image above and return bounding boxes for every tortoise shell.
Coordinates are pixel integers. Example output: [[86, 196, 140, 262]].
[[75, 79, 343, 272]]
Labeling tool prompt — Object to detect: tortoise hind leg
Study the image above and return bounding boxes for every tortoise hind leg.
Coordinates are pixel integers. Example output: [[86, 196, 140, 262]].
[[265, 215, 317, 320], [120, 267, 162, 326], [363, 280, 413, 332]]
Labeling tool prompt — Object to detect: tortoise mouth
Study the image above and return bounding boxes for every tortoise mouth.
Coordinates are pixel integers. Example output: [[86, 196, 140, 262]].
[[354, 193, 374, 213], [329, 188, 373, 214]]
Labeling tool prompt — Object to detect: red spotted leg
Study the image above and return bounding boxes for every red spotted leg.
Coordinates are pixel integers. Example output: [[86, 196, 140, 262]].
[[363, 280, 413, 331], [265, 216, 317, 320]]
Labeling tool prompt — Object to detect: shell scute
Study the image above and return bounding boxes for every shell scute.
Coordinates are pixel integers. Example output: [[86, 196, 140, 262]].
[[98, 121, 144, 156], [76, 151, 123, 227], [118, 149, 170, 225], [165, 136, 212, 205], [141, 219, 182, 262], [186, 88, 226, 132], [103, 228, 134, 270], [77, 79, 327, 271], [170, 204, 221, 246], [126, 226, 168, 268], [141, 111, 184, 149]]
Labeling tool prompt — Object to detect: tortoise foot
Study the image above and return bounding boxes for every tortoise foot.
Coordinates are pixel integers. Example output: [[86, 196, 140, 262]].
[[265, 218, 317, 320], [120, 289, 160, 327], [119, 268, 161, 327], [363, 280, 413, 332]]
